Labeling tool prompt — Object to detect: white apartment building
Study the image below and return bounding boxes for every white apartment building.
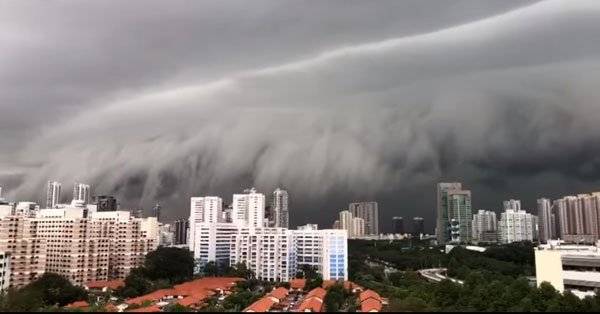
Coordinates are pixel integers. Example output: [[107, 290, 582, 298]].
[[0, 215, 47, 288], [230, 227, 296, 282], [498, 209, 534, 244], [339, 210, 354, 238], [352, 217, 365, 238], [503, 199, 522, 210], [232, 188, 265, 227], [46, 181, 61, 209], [535, 241, 600, 298], [189, 197, 223, 251], [0, 252, 10, 293], [190, 222, 241, 269], [72, 183, 91, 204], [15, 202, 40, 217], [471, 210, 497, 243], [349, 202, 379, 235], [293, 226, 348, 281], [270, 188, 289, 228]]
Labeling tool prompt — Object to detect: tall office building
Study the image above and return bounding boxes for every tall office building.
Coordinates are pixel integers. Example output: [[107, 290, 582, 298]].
[[498, 209, 534, 244], [95, 195, 118, 211], [412, 217, 425, 236], [436, 182, 463, 244], [537, 198, 555, 243], [472, 210, 497, 243], [269, 188, 289, 228], [348, 202, 379, 235], [72, 183, 90, 204], [392, 217, 405, 234], [174, 219, 189, 245], [0, 186, 2, 199], [448, 189, 472, 244], [503, 199, 522, 210], [46, 181, 61, 209], [232, 188, 265, 227]]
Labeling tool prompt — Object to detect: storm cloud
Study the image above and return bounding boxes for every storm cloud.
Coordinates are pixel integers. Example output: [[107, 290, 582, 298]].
[[2, 0, 600, 230]]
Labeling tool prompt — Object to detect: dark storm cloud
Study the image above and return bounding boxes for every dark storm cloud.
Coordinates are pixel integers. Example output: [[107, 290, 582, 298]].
[[2, 0, 600, 230]]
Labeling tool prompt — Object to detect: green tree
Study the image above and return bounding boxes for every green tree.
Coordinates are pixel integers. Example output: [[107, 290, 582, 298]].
[[143, 247, 194, 283], [26, 273, 87, 307], [202, 261, 219, 277]]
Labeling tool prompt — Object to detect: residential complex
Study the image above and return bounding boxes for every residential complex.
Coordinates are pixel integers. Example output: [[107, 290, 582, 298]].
[[0, 190, 159, 289], [46, 181, 61, 209], [498, 209, 535, 244], [472, 210, 498, 243], [348, 202, 379, 235], [188, 189, 348, 281]]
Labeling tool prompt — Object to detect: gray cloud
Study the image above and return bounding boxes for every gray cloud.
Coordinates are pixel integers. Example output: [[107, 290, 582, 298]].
[[2, 0, 600, 230]]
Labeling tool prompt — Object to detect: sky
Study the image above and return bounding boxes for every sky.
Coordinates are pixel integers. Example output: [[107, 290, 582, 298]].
[[2, 0, 600, 232]]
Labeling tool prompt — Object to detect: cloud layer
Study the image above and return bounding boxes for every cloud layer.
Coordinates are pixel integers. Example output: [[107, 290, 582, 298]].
[[2, 0, 600, 229]]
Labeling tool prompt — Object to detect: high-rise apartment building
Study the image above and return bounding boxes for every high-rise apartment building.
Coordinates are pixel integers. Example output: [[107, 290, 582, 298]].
[[232, 188, 265, 227], [412, 217, 425, 236], [392, 217, 404, 234], [0, 252, 9, 293], [153, 203, 162, 222], [0, 216, 47, 288], [174, 219, 189, 245], [537, 198, 555, 243], [189, 197, 223, 252], [498, 209, 534, 244], [0, 207, 158, 288], [352, 217, 365, 238], [72, 183, 91, 204], [293, 226, 348, 281], [472, 210, 497, 243], [503, 199, 522, 210], [339, 210, 354, 238], [187, 195, 348, 281], [46, 181, 61, 209], [348, 202, 379, 235], [436, 182, 463, 244], [269, 188, 289, 228], [230, 227, 296, 282]]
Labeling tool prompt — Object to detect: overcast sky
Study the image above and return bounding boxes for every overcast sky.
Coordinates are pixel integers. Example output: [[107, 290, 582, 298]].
[[2, 0, 600, 231]]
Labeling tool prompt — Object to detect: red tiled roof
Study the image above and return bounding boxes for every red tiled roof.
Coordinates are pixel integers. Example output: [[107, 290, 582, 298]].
[[86, 279, 125, 290], [298, 297, 323, 312], [244, 297, 276, 312], [177, 290, 213, 307], [361, 298, 383, 312], [126, 277, 242, 306], [127, 305, 161, 312], [306, 287, 327, 300], [66, 300, 89, 308], [359, 290, 381, 303], [126, 288, 178, 305], [290, 278, 306, 289], [268, 287, 289, 301]]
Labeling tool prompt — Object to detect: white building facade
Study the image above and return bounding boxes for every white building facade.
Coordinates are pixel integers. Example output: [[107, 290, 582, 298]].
[[498, 209, 534, 244]]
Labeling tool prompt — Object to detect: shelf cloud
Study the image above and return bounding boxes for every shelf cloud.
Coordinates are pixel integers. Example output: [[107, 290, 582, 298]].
[[2, 0, 600, 228]]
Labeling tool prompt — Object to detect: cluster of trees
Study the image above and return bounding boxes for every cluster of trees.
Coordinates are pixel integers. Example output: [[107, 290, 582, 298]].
[[0, 273, 87, 312], [295, 265, 323, 291], [117, 247, 195, 297], [349, 239, 600, 312], [323, 283, 357, 312]]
